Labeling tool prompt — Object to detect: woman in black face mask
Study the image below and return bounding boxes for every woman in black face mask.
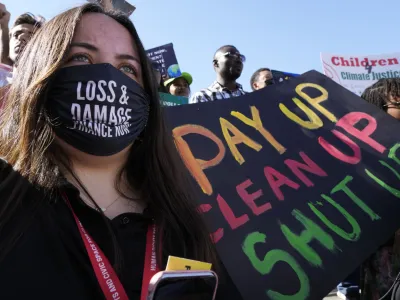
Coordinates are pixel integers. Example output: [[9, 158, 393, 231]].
[[0, 4, 241, 300]]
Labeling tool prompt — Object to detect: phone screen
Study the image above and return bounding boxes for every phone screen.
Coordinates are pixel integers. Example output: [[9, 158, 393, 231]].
[[153, 276, 217, 300]]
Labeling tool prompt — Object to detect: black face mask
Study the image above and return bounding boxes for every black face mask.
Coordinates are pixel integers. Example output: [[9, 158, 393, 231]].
[[47, 64, 150, 156]]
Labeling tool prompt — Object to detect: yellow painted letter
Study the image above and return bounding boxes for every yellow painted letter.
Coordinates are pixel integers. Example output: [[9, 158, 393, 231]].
[[296, 83, 337, 123], [279, 98, 323, 129], [220, 117, 262, 165], [231, 106, 286, 154]]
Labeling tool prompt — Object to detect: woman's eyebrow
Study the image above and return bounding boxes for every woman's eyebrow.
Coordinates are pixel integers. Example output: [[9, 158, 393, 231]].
[[70, 42, 98, 51], [116, 54, 140, 64]]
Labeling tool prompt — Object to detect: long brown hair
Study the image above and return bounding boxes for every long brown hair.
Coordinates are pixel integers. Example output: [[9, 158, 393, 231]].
[[0, 4, 217, 269]]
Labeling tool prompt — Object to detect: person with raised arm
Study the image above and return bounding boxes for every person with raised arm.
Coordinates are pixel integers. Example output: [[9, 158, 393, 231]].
[[0, 3, 43, 70]]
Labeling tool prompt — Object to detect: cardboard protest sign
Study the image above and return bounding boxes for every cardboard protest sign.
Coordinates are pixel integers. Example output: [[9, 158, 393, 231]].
[[321, 52, 400, 96], [159, 93, 188, 107], [166, 70, 400, 299], [146, 43, 181, 80], [271, 69, 300, 83]]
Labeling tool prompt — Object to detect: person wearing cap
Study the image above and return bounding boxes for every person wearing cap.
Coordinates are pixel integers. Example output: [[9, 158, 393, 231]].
[[164, 72, 192, 98]]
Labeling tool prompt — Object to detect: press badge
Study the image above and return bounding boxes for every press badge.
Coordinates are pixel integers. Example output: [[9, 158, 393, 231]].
[[166, 256, 212, 271]]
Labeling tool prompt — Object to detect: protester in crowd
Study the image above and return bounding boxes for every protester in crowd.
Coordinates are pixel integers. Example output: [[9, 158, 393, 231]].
[[362, 78, 400, 120], [0, 4, 242, 299], [0, 7, 44, 106], [250, 67, 274, 91], [0, 4, 43, 68], [164, 72, 192, 98], [0, 3, 44, 104], [190, 45, 246, 103], [359, 78, 400, 300], [152, 62, 168, 93], [158, 77, 168, 93], [152, 62, 161, 83]]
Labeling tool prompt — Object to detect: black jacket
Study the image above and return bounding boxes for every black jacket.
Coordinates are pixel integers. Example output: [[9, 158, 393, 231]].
[[0, 162, 242, 300]]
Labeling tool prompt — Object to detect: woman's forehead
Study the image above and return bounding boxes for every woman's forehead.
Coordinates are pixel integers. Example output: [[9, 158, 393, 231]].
[[73, 13, 137, 55]]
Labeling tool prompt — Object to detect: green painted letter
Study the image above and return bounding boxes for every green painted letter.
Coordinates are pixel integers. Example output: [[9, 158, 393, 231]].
[[280, 209, 336, 267], [309, 194, 361, 241], [243, 231, 310, 300], [389, 143, 400, 166], [331, 176, 380, 221], [366, 160, 400, 197]]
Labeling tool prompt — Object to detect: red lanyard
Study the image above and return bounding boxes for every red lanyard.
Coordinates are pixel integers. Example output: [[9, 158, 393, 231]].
[[63, 193, 160, 300]]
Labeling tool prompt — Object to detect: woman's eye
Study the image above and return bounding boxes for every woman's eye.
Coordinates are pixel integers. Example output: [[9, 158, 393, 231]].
[[120, 65, 137, 76], [70, 54, 90, 63]]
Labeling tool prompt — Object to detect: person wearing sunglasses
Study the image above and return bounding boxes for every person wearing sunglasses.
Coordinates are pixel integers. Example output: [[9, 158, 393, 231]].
[[335, 78, 400, 300], [362, 78, 400, 121], [250, 68, 274, 91], [356, 78, 400, 300], [190, 45, 246, 103]]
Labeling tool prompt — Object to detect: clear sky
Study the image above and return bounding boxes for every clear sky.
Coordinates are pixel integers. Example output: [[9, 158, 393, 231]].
[[5, 0, 400, 93]]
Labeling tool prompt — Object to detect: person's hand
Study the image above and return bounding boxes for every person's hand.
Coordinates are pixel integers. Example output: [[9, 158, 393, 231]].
[[0, 3, 10, 30]]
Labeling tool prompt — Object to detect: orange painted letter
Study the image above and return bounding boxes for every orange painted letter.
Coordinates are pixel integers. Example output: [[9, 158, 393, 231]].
[[173, 125, 225, 195]]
